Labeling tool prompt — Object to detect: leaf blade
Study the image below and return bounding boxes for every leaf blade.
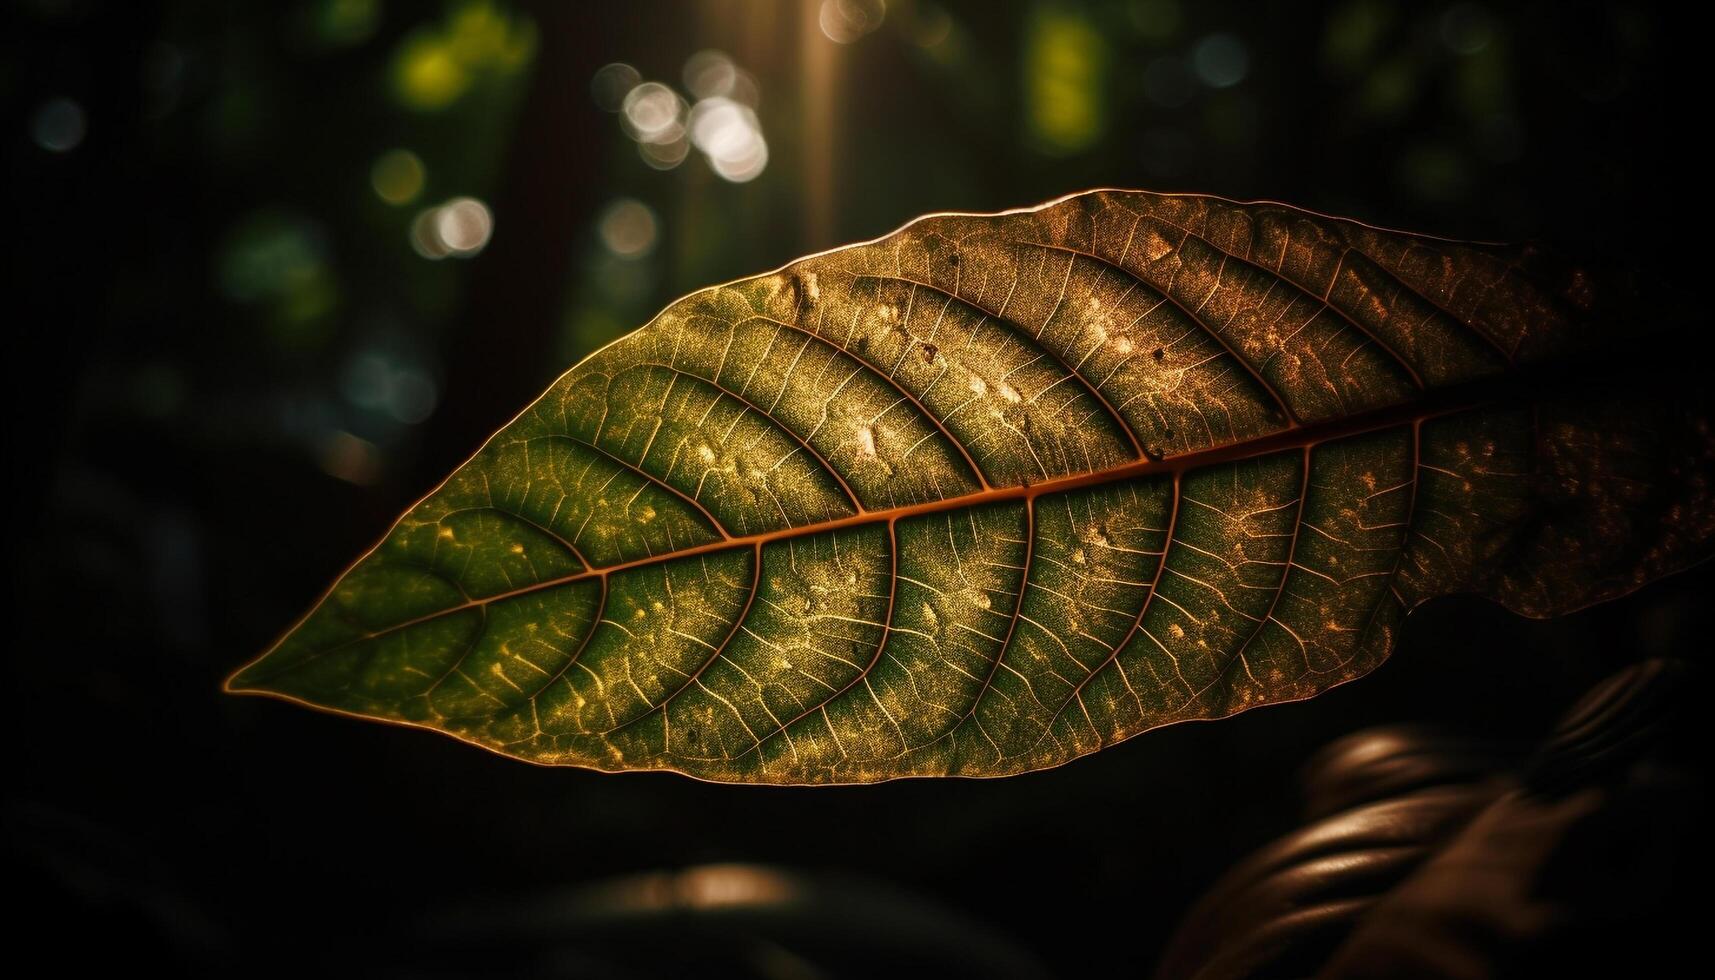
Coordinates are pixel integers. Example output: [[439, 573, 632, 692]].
[[228, 190, 1714, 782]]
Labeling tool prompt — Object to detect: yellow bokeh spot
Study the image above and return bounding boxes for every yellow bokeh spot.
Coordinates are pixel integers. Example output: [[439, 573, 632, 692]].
[[449, 0, 537, 68], [389, 2, 538, 112], [1026, 5, 1108, 154], [394, 33, 470, 110], [370, 148, 426, 205]]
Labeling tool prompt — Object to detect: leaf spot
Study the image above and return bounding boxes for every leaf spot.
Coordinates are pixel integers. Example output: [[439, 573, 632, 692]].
[[792, 271, 819, 313], [1141, 228, 1173, 262]]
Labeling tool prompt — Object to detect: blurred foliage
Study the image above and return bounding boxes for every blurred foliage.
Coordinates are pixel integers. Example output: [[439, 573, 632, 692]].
[[33, 0, 1662, 500]]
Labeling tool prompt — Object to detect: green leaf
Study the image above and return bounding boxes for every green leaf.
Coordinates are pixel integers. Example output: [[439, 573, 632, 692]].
[[227, 190, 1714, 783]]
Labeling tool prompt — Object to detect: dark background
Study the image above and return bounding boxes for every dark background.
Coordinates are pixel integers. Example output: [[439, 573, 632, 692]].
[[5, 1, 1709, 975]]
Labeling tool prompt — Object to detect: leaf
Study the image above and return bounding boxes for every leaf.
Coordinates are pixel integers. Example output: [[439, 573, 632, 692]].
[[420, 864, 1052, 979], [226, 190, 1714, 783], [1155, 660, 1691, 979]]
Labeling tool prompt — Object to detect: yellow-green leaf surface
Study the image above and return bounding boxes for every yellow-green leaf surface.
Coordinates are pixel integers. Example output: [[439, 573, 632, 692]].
[[228, 191, 1714, 783]]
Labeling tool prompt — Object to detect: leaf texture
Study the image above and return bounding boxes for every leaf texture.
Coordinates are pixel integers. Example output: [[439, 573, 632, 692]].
[[227, 191, 1715, 782]]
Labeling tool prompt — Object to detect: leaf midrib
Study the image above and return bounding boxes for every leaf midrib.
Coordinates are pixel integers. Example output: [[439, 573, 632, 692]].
[[234, 382, 1502, 691]]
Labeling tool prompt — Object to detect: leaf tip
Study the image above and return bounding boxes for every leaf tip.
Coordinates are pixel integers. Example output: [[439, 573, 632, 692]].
[[222, 657, 272, 696]]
